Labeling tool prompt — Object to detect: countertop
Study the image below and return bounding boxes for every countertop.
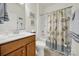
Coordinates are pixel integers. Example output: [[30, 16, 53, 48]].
[[0, 32, 35, 44]]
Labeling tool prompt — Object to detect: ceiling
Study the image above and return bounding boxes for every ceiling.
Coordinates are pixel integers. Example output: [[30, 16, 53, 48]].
[[39, 3, 56, 9]]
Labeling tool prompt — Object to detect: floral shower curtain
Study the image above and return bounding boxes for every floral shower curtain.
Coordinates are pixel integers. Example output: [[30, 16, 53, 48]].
[[47, 6, 72, 54]]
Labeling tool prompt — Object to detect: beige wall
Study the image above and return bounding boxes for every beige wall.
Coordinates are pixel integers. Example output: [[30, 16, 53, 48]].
[[25, 3, 37, 32], [0, 3, 25, 33]]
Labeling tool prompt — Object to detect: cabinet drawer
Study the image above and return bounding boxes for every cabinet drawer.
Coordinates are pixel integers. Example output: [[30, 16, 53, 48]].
[[6, 46, 26, 56], [0, 35, 35, 56]]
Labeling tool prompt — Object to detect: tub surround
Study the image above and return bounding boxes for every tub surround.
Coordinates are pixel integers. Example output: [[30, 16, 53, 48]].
[[0, 32, 36, 56]]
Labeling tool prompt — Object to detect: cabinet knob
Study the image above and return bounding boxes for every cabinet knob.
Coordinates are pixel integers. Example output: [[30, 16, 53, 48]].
[[22, 50, 25, 53]]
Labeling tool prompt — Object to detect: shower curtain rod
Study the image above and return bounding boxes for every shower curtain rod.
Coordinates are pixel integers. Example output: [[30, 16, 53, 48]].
[[40, 6, 72, 16]]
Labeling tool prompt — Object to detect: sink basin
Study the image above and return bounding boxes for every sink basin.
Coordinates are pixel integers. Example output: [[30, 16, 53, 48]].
[[0, 33, 17, 40], [0, 31, 34, 40], [0, 31, 35, 44], [0, 35, 4, 37]]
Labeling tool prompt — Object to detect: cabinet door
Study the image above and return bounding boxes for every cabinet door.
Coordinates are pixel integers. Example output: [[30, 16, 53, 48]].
[[27, 41, 36, 56], [6, 46, 26, 56]]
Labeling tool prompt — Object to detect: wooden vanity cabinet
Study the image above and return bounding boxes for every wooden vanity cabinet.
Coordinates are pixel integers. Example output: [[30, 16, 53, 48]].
[[0, 35, 36, 56]]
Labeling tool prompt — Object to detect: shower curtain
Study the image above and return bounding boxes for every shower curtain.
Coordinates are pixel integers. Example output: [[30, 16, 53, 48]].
[[46, 6, 72, 55]]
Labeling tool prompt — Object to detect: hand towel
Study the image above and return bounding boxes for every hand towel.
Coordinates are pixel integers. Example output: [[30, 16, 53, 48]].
[[0, 3, 9, 24]]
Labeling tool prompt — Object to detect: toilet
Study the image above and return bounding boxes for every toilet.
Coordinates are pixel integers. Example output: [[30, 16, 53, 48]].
[[36, 38, 46, 56]]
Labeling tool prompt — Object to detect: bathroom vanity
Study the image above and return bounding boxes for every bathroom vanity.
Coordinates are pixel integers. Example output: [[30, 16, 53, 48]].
[[0, 32, 36, 56]]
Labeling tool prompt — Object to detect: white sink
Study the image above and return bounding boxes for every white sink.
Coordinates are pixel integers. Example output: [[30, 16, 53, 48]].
[[0, 31, 35, 44]]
